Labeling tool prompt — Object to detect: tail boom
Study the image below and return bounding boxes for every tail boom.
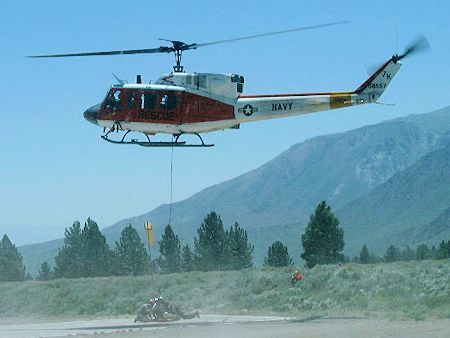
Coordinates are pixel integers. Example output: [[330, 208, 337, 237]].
[[235, 56, 401, 123]]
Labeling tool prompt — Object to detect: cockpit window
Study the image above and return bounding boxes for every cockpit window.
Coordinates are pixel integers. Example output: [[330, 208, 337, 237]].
[[104, 90, 122, 111], [112, 91, 121, 110]]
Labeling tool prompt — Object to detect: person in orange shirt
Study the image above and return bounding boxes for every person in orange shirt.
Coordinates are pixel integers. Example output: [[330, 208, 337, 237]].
[[291, 270, 303, 286]]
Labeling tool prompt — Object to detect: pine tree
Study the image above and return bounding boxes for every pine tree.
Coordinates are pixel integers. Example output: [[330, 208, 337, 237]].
[[384, 244, 400, 262], [0, 234, 26, 281], [114, 224, 149, 276], [437, 240, 450, 259], [158, 224, 182, 273], [54, 219, 113, 278], [401, 245, 416, 261], [430, 245, 438, 259], [54, 221, 83, 278], [226, 222, 254, 270], [194, 212, 228, 271], [301, 201, 344, 268], [79, 218, 113, 277], [416, 243, 431, 260], [181, 244, 194, 272], [37, 261, 53, 281], [359, 244, 370, 264], [264, 240, 293, 267]]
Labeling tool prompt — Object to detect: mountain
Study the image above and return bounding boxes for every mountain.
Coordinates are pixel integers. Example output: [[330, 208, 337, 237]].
[[19, 107, 450, 274], [425, 207, 450, 239], [99, 107, 450, 262], [338, 144, 450, 255], [19, 239, 61, 276]]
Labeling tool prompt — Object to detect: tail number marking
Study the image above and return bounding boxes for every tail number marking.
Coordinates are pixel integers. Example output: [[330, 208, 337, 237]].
[[368, 83, 387, 89]]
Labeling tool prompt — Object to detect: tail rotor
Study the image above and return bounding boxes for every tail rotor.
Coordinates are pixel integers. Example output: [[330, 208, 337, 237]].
[[392, 34, 430, 63]]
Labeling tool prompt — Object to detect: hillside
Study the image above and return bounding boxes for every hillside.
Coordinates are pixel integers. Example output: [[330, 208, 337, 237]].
[[338, 144, 450, 254], [19, 239, 61, 277], [1, 261, 449, 320], [19, 107, 450, 273], [101, 107, 450, 263]]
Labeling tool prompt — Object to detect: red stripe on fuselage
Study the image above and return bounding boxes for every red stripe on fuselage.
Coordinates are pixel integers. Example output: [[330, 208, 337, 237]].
[[355, 59, 391, 94], [239, 91, 354, 99]]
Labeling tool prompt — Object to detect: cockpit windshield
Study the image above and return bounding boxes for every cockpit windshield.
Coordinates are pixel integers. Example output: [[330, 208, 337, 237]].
[[103, 89, 122, 111]]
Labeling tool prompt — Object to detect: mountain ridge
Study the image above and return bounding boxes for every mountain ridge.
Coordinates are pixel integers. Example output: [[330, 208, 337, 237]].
[[19, 106, 450, 274], [338, 144, 450, 254]]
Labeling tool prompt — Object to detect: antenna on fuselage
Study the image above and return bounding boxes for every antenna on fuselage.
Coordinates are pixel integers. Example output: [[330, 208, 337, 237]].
[[112, 73, 127, 85]]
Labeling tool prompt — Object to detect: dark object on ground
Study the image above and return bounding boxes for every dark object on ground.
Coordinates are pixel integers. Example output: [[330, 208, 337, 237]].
[[134, 298, 200, 323]]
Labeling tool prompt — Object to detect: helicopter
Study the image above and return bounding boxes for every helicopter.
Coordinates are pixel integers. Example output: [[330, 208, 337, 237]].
[[29, 22, 429, 147]]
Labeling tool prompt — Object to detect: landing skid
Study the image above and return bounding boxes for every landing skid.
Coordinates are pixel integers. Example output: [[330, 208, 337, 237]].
[[101, 129, 214, 147]]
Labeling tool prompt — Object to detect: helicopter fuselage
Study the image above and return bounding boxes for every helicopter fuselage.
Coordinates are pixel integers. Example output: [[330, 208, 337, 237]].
[[84, 58, 401, 137]]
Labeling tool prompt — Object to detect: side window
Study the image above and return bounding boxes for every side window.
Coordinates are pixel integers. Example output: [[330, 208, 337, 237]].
[[168, 95, 177, 109], [141, 93, 156, 109], [160, 94, 177, 109], [127, 92, 136, 109], [199, 74, 207, 89], [160, 95, 168, 108]]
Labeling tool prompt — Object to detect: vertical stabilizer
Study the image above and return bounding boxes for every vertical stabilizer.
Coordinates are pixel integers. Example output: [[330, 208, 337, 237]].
[[355, 58, 402, 102]]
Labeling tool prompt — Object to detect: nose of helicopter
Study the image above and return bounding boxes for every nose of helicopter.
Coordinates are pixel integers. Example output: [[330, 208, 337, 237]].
[[83, 104, 100, 125]]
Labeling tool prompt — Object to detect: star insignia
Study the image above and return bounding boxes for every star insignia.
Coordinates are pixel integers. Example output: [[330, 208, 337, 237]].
[[238, 104, 258, 116]]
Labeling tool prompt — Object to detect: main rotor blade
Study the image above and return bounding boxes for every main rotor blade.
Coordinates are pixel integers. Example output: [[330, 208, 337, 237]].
[[28, 21, 349, 59], [196, 21, 350, 48], [28, 46, 173, 58]]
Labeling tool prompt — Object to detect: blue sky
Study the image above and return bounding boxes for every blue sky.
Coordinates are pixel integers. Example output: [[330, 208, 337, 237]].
[[1, 1, 449, 245]]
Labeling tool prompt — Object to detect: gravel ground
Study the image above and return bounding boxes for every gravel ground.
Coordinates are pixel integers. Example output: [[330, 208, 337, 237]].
[[1, 315, 450, 338]]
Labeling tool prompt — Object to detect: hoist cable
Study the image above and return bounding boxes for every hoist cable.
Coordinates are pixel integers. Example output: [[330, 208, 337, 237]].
[[168, 137, 174, 225]]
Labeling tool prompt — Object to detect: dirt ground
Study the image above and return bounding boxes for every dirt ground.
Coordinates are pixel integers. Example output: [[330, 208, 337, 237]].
[[1, 315, 449, 338], [81, 318, 450, 338]]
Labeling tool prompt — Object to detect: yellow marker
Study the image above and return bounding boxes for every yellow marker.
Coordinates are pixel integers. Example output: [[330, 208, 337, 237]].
[[144, 222, 155, 247]]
